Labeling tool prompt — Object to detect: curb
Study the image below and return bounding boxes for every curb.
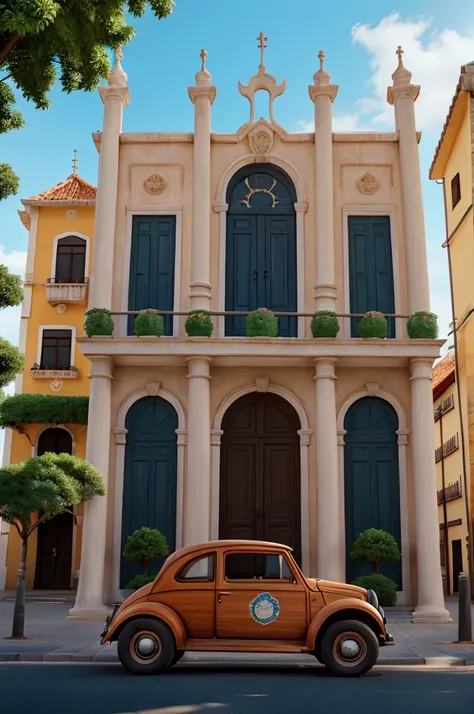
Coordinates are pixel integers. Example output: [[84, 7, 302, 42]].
[[0, 653, 468, 666]]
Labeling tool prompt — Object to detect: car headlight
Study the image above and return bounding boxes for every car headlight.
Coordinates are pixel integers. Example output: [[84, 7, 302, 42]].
[[367, 588, 379, 610]]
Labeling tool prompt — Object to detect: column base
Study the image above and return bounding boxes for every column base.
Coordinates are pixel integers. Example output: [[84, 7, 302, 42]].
[[411, 606, 452, 624], [68, 604, 111, 621]]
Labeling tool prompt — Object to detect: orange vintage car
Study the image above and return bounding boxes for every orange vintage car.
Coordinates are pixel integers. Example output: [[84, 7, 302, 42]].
[[101, 540, 394, 677]]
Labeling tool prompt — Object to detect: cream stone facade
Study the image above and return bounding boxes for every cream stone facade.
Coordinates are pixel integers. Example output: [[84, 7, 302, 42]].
[[69, 40, 449, 623]]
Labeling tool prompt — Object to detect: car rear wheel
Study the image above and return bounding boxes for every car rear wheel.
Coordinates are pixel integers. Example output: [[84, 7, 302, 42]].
[[118, 618, 175, 675], [320, 620, 379, 677], [169, 650, 185, 667]]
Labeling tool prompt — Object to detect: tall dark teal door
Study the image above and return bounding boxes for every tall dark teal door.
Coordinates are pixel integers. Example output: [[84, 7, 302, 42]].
[[348, 216, 395, 337], [225, 164, 297, 337], [128, 216, 176, 336], [121, 396, 178, 587], [344, 397, 402, 589]]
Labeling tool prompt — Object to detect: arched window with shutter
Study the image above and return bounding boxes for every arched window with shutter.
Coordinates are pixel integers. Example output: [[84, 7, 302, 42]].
[[54, 236, 87, 283]]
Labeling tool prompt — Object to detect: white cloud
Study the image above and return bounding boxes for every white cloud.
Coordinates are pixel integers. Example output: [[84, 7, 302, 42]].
[[297, 112, 370, 132], [350, 13, 474, 133]]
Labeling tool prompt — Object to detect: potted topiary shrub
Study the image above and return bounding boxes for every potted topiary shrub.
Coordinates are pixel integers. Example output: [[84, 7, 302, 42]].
[[407, 311, 439, 339], [84, 308, 114, 337], [358, 311, 388, 339], [311, 311, 340, 338], [122, 526, 169, 590], [350, 528, 401, 607], [185, 310, 214, 337], [134, 309, 164, 337], [246, 308, 279, 337]]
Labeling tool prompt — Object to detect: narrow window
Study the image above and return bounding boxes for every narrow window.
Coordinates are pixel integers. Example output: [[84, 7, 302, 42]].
[[40, 329, 72, 369], [451, 173, 461, 210], [55, 237, 86, 283]]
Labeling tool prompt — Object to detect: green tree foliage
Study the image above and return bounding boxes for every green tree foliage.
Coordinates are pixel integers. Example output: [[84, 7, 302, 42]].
[[350, 528, 401, 574], [353, 574, 398, 607], [0, 453, 105, 637], [0, 0, 175, 199], [0, 263, 24, 390], [0, 394, 89, 428], [123, 526, 169, 589]]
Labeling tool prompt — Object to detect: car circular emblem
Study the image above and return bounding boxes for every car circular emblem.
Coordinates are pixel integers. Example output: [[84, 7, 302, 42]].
[[249, 592, 280, 625]]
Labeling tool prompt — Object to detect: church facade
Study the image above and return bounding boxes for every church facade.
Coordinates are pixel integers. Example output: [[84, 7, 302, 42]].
[[6, 36, 450, 622]]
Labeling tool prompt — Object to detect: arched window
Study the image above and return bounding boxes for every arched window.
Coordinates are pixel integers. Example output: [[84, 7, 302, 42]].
[[55, 236, 87, 283]]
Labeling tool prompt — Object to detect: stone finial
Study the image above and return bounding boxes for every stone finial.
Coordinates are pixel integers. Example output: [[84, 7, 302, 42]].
[[195, 48, 212, 86], [392, 45, 412, 87], [72, 148, 78, 175], [257, 31, 267, 72], [108, 45, 128, 87], [313, 49, 331, 86]]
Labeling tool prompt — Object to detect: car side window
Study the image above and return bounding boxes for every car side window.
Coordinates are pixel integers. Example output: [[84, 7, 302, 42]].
[[176, 553, 215, 582], [225, 552, 296, 582]]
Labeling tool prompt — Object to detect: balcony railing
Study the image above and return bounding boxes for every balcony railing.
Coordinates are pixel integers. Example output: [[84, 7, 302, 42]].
[[437, 480, 462, 504], [45, 277, 89, 306]]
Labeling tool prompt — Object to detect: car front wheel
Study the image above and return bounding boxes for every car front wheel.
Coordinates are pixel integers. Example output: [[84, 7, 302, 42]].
[[320, 620, 379, 677], [118, 618, 175, 675]]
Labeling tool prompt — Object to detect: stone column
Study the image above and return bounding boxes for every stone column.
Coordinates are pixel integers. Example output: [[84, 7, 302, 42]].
[[183, 357, 212, 545], [410, 359, 451, 622], [314, 358, 345, 581], [69, 357, 114, 619], [308, 51, 338, 312], [188, 50, 216, 311], [387, 47, 429, 313], [88, 49, 130, 311]]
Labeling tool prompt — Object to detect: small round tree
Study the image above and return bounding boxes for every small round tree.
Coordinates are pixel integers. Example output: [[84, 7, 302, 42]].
[[123, 526, 169, 589], [0, 454, 105, 639], [0, 264, 24, 389], [350, 528, 401, 574]]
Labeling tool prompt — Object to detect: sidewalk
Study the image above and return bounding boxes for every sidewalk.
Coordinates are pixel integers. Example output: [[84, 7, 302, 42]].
[[0, 594, 472, 666]]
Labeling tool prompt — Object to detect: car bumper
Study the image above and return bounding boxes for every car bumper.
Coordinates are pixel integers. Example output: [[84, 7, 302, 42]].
[[377, 606, 395, 646], [100, 603, 121, 642]]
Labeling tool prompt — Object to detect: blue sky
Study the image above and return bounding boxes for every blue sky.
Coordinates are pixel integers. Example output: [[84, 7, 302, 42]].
[[0, 1, 473, 457]]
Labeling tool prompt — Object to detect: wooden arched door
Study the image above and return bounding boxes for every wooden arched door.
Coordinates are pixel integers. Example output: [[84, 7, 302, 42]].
[[219, 392, 301, 564], [225, 164, 297, 337], [34, 428, 74, 590], [121, 396, 178, 587], [344, 397, 402, 588]]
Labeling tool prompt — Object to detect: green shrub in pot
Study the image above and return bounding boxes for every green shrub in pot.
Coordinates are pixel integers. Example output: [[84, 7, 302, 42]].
[[134, 309, 164, 337], [246, 308, 279, 337], [185, 310, 214, 337], [84, 308, 114, 337], [407, 311, 438, 339], [358, 311, 388, 339], [311, 310, 340, 338]]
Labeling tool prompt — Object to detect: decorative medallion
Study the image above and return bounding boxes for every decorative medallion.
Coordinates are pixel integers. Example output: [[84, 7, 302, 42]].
[[50, 379, 63, 392], [144, 173, 166, 196], [249, 592, 280, 626], [56, 304, 67, 314], [66, 209, 78, 221], [356, 172, 380, 195], [248, 126, 274, 156]]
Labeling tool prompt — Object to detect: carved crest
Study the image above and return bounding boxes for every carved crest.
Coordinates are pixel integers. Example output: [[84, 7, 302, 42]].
[[249, 126, 274, 156], [50, 379, 63, 392], [356, 172, 380, 195], [144, 173, 166, 196]]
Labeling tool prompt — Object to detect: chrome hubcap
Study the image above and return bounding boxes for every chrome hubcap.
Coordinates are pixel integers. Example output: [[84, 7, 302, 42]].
[[339, 638, 361, 660], [135, 636, 158, 658]]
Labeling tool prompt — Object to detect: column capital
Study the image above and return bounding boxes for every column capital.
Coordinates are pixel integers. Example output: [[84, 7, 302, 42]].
[[112, 427, 127, 446], [313, 283, 337, 302], [314, 357, 337, 380], [308, 84, 338, 104], [387, 84, 420, 106], [297, 429, 313, 446], [212, 202, 228, 213], [186, 356, 212, 379], [88, 356, 114, 380], [409, 358, 433, 381], [98, 85, 130, 107], [188, 86, 217, 105], [337, 429, 347, 446], [396, 428, 410, 446], [175, 429, 188, 446], [294, 201, 309, 213], [210, 429, 224, 446]]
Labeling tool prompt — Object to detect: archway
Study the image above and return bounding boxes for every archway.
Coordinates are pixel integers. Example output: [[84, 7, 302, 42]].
[[344, 397, 402, 588], [225, 163, 297, 337], [219, 392, 301, 566], [121, 396, 178, 587], [34, 428, 74, 590]]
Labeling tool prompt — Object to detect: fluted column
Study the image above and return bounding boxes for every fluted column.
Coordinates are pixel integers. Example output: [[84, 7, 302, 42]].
[[410, 359, 451, 622], [314, 358, 345, 581], [183, 357, 212, 545], [188, 50, 216, 310], [89, 49, 130, 311], [70, 357, 114, 619], [387, 47, 429, 313], [309, 51, 338, 311]]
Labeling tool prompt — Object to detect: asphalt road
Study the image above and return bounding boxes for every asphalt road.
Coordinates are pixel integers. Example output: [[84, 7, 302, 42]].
[[1, 664, 473, 714]]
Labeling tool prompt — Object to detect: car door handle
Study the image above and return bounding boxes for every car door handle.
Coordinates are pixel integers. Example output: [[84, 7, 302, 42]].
[[218, 591, 231, 603]]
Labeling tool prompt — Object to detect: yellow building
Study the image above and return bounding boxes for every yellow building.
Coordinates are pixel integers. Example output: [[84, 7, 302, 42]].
[[432, 351, 468, 594], [0, 168, 96, 590], [430, 60, 474, 585]]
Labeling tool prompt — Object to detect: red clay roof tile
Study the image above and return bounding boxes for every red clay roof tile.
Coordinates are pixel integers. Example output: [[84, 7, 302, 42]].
[[27, 174, 96, 202]]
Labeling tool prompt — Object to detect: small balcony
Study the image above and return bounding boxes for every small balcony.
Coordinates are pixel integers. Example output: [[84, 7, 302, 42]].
[[45, 278, 88, 306], [30, 364, 79, 380], [437, 480, 462, 504]]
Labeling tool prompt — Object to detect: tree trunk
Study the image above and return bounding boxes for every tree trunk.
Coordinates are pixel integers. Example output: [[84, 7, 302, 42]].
[[0, 33, 23, 67], [373, 562, 380, 574], [11, 537, 28, 639]]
